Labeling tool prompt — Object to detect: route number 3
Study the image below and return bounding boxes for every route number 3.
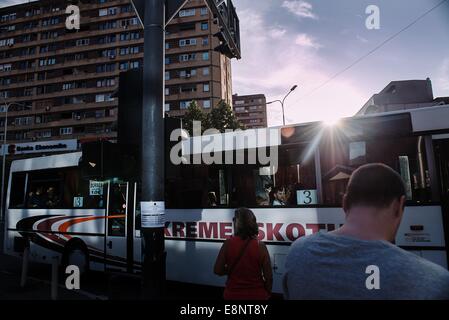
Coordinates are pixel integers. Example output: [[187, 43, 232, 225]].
[[297, 190, 318, 205]]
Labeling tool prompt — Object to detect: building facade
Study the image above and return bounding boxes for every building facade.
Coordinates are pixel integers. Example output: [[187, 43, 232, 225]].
[[0, 0, 233, 147], [232, 94, 267, 129], [356, 78, 449, 115]]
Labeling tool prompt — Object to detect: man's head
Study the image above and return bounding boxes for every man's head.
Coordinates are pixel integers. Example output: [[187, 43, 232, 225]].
[[343, 163, 406, 242], [272, 186, 285, 201]]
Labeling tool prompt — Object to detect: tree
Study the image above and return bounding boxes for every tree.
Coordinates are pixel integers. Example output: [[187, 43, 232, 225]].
[[206, 100, 245, 133], [183, 100, 207, 135]]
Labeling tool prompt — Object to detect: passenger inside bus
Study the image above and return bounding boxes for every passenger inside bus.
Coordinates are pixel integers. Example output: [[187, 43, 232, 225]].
[[208, 192, 218, 207], [271, 186, 287, 206], [46, 187, 61, 208], [28, 186, 46, 208]]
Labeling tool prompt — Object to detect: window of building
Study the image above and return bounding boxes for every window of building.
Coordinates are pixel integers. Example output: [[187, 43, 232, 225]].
[[179, 53, 196, 62], [119, 62, 129, 70], [203, 67, 210, 76], [165, 88, 169, 96], [203, 83, 210, 92], [130, 61, 139, 69], [0, 38, 14, 47], [39, 58, 56, 67], [97, 78, 115, 87], [165, 71, 170, 80], [202, 52, 209, 60], [62, 82, 75, 90], [164, 103, 170, 112], [179, 38, 197, 46], [76, 38, 90, 46], [14, 117, 33, 126], [200, 7, 208, 15], [201, 22, 208, 30], [60, 127, 73, 135], [180, 101, 191, 109], [0, 64, 12, 72], [179, 9, 195, 17], [202, 37, 209, 46], [203, 100, 211, 108]]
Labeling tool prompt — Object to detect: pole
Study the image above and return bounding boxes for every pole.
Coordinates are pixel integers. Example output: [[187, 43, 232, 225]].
[[20, 246, 29, 288], [141, 0, 166, 299], [0, 102, 8, 224], [281, 102, 285, 126], [51, 256, 59, 300]]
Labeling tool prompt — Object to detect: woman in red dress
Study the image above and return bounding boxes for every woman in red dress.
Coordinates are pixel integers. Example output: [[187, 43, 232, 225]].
[[214, 208, 272, 300]]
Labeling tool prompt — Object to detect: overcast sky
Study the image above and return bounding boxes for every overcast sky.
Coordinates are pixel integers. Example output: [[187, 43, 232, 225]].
[[1, 0, 449, 126]]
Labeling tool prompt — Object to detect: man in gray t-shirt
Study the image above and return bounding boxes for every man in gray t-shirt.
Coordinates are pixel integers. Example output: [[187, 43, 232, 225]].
[[283, 164, 449, 300]]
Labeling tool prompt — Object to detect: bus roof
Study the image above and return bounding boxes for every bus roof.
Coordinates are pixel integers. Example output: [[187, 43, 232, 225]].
[[10, 152, 82, 173]]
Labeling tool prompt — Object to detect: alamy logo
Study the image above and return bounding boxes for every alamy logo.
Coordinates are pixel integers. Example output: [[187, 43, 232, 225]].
[[65, 265, 80, 290], [365, 5, 380, 30], [365, 265, 380, 290], [65, 5, 80, 30], [169, 121, 279, 175]]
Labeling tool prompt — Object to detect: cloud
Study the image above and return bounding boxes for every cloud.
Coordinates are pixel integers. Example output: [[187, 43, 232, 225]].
[[356, 35, 369, 44], [281, 0, 318, 20], [232, 9, 365, 126], [295, 33, 321, 49]]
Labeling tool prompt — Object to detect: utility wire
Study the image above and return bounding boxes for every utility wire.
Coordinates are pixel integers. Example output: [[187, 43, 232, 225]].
[[291, 0, 449, 104]]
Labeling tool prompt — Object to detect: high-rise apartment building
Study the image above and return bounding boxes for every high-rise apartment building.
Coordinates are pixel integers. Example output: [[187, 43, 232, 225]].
[[232, 94, 267, 129], [0, 0, 233, 147]]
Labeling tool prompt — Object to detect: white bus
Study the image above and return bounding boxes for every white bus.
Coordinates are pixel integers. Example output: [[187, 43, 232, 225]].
[[3, 105, 449, 294]]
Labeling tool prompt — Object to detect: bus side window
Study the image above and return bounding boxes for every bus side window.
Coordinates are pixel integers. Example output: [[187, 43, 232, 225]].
[[9, 172, 27, 208], [320, 135, 435, 206]]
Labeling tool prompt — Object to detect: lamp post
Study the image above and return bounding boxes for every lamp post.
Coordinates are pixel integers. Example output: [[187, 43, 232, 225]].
[[0, 99, 27, 223], [267, 85, 298, 126]]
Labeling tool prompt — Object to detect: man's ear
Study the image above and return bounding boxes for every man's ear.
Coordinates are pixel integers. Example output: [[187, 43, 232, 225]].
[[398, 195, 406, 217], [393, 195, 406, 218]]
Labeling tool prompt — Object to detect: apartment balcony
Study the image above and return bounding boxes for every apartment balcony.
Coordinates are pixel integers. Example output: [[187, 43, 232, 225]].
[[0, 0, 132, 26], [1, 51, 143, 77], [0, 71, 118, 91], [8, 86, 117, 104], [166, 28, 210, 41], [4, 115, 117, 133], [7, 100, 118, 118], [166, 89, 211, 102], [166, 42, 212, 55], [165, 58, 212, 71], [166, 73, 211, 85], [0, 27, 143, 65]]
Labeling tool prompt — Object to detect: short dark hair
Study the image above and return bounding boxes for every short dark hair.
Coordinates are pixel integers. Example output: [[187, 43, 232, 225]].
[[234, 208, 259, 239], [344, 163, 406, 210]]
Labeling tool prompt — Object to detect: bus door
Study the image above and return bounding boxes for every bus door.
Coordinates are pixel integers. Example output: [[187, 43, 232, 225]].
[[105, 181, 129, 271]]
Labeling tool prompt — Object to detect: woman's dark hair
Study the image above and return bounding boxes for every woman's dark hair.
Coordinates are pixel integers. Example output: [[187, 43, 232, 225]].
[[344, 163, 406, 210], [234, 207, 259, 239]]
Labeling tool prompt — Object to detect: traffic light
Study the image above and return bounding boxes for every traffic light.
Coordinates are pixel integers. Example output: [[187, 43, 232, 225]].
[[207, 0, 241, 59]]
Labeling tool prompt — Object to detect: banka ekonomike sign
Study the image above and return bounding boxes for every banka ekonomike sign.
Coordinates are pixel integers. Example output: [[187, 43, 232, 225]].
[[2, 139, 77, 155]]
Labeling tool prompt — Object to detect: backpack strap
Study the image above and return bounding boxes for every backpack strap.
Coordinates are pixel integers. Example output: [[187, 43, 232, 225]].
[[227, 238, 252, 276]]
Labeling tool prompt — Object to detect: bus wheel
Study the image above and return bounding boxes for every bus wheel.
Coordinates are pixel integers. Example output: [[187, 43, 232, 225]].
[[63, 243, 89, 275]]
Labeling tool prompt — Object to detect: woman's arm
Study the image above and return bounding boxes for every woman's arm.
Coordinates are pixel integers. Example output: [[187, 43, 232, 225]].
[[214, 240, 229, 276], [259, 242, 273, 294]]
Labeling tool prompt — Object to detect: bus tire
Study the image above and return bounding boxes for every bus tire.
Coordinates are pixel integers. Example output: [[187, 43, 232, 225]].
[[62, 240, 89, 275]]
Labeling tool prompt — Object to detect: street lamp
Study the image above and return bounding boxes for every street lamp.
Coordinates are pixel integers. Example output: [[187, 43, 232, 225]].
[[267, 85, 298, 126], [0, 99, 28, 223]]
